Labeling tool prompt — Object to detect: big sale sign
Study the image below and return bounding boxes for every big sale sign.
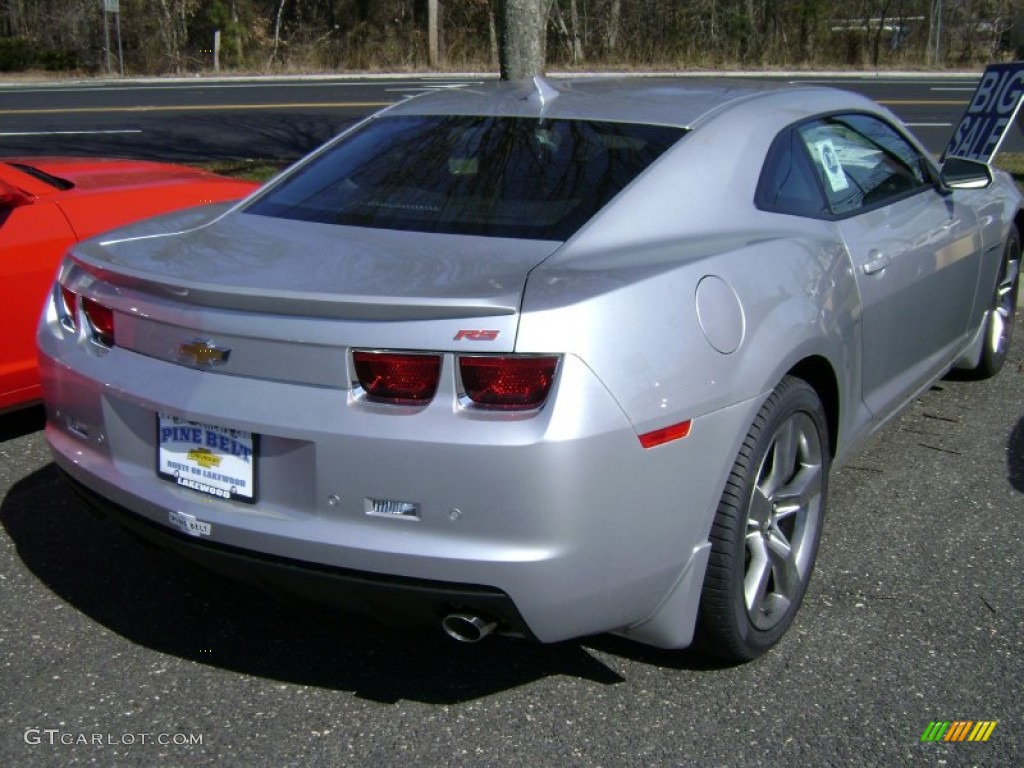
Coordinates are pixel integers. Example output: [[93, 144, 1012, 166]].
[[944, 62, 1024, 164]]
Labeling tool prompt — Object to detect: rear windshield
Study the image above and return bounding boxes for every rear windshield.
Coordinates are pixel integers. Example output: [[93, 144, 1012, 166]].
[[245, 114, 684, 240]]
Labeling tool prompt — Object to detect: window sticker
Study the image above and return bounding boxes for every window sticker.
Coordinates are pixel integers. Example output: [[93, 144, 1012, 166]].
[[815, 139, 849, 192]]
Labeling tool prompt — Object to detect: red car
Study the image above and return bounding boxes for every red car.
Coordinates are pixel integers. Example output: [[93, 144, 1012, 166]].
[[1, 157, 258, 413]]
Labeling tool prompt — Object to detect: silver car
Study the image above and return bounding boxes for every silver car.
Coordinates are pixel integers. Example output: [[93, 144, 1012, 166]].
[[38, 78, 1021, 660]]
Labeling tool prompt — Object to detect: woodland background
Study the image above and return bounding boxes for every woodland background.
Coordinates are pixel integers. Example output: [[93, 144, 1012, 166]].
[[1, 1, 1022, 76]]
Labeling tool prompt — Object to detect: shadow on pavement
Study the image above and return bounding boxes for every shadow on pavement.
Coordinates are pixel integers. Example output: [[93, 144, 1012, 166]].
[[0, 405, 45, 443], [1009, 414, 1024, 493], [1, 464, 731, 702]]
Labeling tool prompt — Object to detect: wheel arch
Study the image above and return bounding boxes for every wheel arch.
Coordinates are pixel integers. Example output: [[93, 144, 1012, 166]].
[[786, 355, 840, 459]]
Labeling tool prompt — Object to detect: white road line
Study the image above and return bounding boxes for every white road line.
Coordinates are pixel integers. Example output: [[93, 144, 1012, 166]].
[[0, 129, 143, 136]]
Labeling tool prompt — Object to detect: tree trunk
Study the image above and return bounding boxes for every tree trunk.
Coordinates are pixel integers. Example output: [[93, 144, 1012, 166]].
[[422, 0, 447, 68], [428, 0, 440, 67], [871, 0, 893, 67], [569, 0, 583, 62], [745, 0, 759, 60], [157, 0, 188, 73], [496, 0, 551, 80], [607, 0, 621, 52], [926, 0, 936, 64], [270, 0, 287, 66], [6, 0, 24, 36], [488, 5, 499, 68], [550, 0, 581, 63]]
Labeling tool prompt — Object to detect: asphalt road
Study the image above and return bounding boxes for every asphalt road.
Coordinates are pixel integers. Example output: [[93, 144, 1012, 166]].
[[1, 72, 1017, 161], [0, 76, 474, 162], [2, 342, 1022, 766]]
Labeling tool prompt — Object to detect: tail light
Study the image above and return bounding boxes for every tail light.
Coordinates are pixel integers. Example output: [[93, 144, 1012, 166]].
[[353, 351, 441, 404], [58, 285, 78, 332], [458, 355, 559, 410], [82, 297, 115, 347], [57, 285, 115, 346]]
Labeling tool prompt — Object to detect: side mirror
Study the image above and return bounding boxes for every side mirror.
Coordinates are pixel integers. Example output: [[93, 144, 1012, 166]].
[[0, 177, 33, 209], [939, 157, 994, 190]]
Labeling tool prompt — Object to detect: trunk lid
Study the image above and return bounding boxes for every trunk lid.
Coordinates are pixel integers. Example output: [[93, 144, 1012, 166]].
[[72, 209, 561, 322]]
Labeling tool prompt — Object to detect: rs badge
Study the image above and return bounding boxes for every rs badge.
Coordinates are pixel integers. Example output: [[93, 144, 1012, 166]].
[[453, 330, 499, 341]]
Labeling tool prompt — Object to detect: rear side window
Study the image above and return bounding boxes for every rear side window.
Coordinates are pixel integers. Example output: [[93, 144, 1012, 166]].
[[757, 113, 933, 219], [797, 114, 931, 215], [755, 129, 829, 217], [246, 115, 684, 241]]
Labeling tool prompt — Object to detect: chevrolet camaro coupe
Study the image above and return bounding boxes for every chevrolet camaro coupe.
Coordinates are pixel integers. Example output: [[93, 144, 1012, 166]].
[[0, 157, 257, 412], [37, 78, 1021, 660]]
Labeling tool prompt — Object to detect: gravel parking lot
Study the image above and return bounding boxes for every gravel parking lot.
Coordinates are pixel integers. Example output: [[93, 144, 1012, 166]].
[[2, 338, 1021, 767]]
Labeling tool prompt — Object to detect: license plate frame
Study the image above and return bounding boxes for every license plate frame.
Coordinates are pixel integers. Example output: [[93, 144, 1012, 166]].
[[156, 413, 258, 504]]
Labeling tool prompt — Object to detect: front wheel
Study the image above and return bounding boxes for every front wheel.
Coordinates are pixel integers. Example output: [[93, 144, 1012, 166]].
[[968, 229, 1020, 379], [697, 376, 829, 661]]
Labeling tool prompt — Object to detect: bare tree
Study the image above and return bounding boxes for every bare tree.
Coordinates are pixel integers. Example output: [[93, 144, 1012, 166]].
[[269, 0, 287, 66], [606, 0, 621, 53], [0, 0, 1013, 77], [551, 1, 578, 63], [156, 0, 198, 73], [4, 0, 26, 36], [870, 0, 894, 66]]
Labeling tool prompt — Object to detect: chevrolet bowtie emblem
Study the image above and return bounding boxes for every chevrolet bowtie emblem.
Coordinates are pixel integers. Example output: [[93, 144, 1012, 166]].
[[178, 339, 231, 367]]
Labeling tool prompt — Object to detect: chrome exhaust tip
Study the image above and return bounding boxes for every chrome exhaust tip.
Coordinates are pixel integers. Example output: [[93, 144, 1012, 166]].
[[442, 613, 497, 643]]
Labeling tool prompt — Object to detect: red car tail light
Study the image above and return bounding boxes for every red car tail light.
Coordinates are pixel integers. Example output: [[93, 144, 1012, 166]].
[[353, 351, 441, 404], [59, 285, 78, 331], [458, 355, 559, 410], [82, 297, 115, 347]]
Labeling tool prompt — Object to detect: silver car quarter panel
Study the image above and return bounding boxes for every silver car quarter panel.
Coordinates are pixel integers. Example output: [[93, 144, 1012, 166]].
[[521, 226, 862, 445]]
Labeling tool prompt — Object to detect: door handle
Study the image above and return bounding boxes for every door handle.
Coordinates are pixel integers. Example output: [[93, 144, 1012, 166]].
[[862, 252, 891, 275]]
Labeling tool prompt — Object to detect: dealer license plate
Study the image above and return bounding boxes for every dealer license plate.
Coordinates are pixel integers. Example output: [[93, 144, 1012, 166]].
[[157, 413, 257, 503]]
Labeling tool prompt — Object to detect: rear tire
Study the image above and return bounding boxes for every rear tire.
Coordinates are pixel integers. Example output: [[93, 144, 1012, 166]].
[[968, 229, 1020, 379], [698, 376, 829, 661]]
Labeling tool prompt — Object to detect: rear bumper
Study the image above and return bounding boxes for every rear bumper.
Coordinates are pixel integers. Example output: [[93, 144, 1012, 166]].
[[63, 471, 536, 638]]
